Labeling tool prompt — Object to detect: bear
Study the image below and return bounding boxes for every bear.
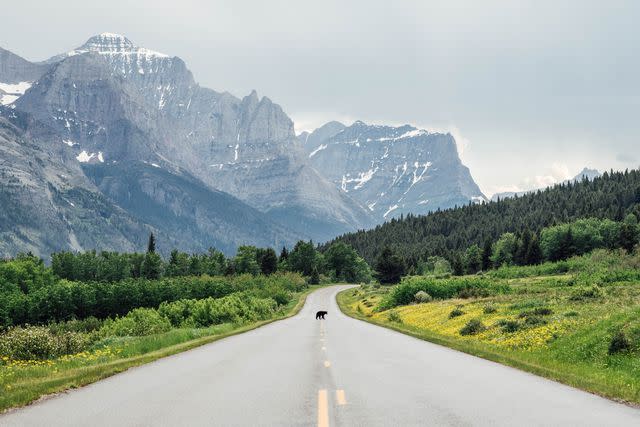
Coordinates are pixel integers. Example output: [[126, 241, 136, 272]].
[[315, 311, 327, 320]]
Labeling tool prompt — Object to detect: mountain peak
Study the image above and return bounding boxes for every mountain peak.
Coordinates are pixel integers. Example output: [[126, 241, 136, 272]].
[[47, 33, 170, 62], [81, 33, 135, 52]]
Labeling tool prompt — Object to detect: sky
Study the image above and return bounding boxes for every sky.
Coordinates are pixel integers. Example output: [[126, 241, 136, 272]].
[[2, 0, 638, 196]]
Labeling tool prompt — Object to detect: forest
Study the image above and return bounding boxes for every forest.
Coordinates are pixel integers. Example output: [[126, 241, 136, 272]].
[[330, 169, 640, 269]]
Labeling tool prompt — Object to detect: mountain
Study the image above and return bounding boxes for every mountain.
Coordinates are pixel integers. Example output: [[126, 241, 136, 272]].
[[0, 107, 155, 256], [327, 169, 640, 266], [490, 167, 602, 202], [302, 120, 486, 220], [14, 33, 373, 241], [0, 47, 48, 105], [0, 33, 376, 257]]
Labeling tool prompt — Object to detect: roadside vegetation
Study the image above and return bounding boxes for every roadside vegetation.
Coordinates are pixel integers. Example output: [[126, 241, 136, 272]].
[[0, 236, 370, 411], [339, 248, 640, 404]]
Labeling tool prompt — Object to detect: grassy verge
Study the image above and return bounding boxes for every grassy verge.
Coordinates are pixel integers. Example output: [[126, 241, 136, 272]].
[[0, 285, 321, 412], [337, 283, 640, 405]]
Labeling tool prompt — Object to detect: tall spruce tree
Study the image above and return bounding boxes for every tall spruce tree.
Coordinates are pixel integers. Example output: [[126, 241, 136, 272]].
[[147, 233, 156, 253], [375, 247, 406, 284]]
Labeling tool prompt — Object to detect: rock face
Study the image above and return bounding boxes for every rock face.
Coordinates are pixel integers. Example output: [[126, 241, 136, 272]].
[[0, 47, 48, 105], [16, 34, 374, 239], [0, 34, 375, 257], [303, 121, 486, 220]]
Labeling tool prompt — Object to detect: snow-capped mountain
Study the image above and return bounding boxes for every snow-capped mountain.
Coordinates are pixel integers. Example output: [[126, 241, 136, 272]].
[[0, 34, 376, 256], [0, 47, 48, 105], [302, 121, 486, 220]]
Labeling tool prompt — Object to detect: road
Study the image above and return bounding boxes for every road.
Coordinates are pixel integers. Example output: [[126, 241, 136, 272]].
[[2, 285, 639, 426]]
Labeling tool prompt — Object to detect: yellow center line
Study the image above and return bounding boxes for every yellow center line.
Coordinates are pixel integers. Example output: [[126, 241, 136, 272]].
[[318, 389, 329, 427], [336, 390, 347, 406], [324, 360, 331, 368]]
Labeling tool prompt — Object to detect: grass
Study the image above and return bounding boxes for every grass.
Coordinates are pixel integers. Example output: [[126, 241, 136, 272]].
[[0, 285, 321, 412], [337, 272, 640, 405]]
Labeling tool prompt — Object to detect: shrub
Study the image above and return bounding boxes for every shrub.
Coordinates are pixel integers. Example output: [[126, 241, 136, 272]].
[[524, 315, 547, 327], [569, 285, 606, 301], [157, 293, 277, 328], [449, 307, 465, 318], [498, 319, 521, 333], [460, 319, 486, 336], [0, 326, 89, 360], [100, 308, 172, 337], [414, 291, 433, 303], [379, 276, 509, 310], [387, 310, 403, 323], [608, 330, 631, 354], [483, 304, 498, 314], [531, 307, 553, 316]]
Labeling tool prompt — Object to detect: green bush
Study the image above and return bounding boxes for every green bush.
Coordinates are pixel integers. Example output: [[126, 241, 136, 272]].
[[483, 304, 498, 314], [498, 319, 521, 333], [100, 308, 172, 337], [0, 326, 89, 360], [460, 319, 486, 336], [0, 272, 305, 327], [387, 310, 403, 323], [379, 276, 509, 310], [569, 285, 606, 301], [414, 291, 433, 303], [449, 307, 465, 319], [157, 293, 277, 328], [608, 330, 631, 354]]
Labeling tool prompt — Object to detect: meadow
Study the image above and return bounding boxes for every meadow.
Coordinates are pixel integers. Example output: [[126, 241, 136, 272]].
[[338, 249, 640, 404]]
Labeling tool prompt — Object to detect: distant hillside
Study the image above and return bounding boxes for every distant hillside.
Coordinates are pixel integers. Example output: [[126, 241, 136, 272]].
[[491, 167, 601, 201], [328, 169, 640, 266]]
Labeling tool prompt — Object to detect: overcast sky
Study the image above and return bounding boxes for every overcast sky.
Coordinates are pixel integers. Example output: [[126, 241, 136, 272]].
[[2, 0, 638, 196]]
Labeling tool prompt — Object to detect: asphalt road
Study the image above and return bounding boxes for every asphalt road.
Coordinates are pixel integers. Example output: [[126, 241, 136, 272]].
[[2, 285, 639, 426]]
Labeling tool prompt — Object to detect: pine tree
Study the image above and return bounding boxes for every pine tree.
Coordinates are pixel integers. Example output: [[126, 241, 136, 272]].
[[309, 266, 320, 285], [147, 233, 156, 254], [279, 246, 289, 261], [375, 247, 405, 284], [481, 238, 493, 271], [525, 234, 543, 265], [619, 214, 639, 253], [258, 248, 278, 275]]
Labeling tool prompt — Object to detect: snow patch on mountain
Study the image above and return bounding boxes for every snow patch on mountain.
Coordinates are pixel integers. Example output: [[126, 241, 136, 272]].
[[0, 81, 32, 105]]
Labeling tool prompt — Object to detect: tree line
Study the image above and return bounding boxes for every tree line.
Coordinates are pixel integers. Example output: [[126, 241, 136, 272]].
[[329, 169, 640, 271]]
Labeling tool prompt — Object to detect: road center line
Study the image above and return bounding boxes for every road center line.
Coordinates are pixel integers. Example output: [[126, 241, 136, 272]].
[[318, 389, 329, 427], [336, 390, 347, 405]]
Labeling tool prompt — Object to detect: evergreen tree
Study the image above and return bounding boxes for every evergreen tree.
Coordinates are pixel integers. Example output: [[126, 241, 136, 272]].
[[147, 233, 156, 254], [141, 252, 163, 279], [619, 214, 639, 253], [279, 247, 289, 262], [515, 229, 532, 265], [451, 252, 464, 276], [258, 248, 278, 275], [288, 241, 318, 276], [481, 238, 493, 271], [525, 234, 543, 265], [464, 244, 482, 274], [309, 266, 320, 285], [557, 228, 576, 260], [375, 247, 406, 284]]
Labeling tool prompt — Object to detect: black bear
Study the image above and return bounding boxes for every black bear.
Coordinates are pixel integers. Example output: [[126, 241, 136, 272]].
[[315, 311, 327, 320]]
